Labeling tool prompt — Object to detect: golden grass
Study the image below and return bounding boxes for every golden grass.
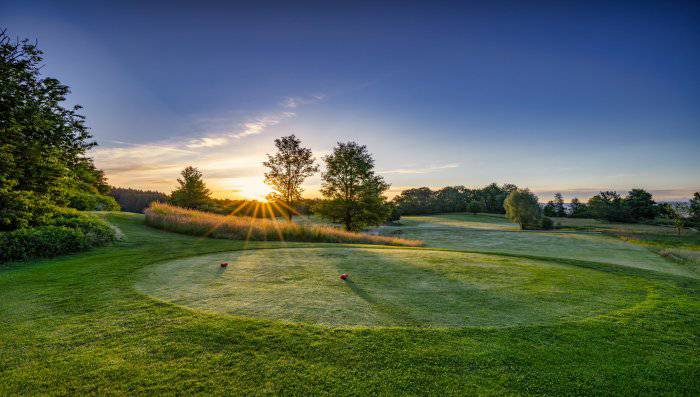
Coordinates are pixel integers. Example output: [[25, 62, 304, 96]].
[[144, 203, 422, 247]]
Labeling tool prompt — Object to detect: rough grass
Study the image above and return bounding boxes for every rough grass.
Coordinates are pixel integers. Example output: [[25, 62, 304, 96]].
[[144, 203, 421, 247], [136, 247, 650, 327]]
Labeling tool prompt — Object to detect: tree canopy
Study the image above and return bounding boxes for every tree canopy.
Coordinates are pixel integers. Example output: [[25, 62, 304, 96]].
[[0, 29, 117, 230], [263, 135, 318, 220], [504, 189, 541, 230], [169, 166, 211, 209], [318, 142, 391, 231]]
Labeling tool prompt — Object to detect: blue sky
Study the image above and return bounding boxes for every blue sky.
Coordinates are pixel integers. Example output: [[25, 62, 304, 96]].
[[3, 1, 699, 201]]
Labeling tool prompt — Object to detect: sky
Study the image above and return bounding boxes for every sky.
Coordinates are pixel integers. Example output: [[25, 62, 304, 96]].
[[2, 0, 699, 201]]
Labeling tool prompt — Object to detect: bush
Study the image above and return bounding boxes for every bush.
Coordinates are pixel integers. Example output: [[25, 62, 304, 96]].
[[0, 212, 116, 263], [65, 189, 120, 211]]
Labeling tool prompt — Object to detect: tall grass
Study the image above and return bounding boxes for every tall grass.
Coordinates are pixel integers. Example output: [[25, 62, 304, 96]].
[[144, 203, 422, 247]]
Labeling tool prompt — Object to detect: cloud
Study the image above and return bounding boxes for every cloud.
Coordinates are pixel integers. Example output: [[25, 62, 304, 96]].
[[379, 163, 460, 175], [281, 93, 326, 109]]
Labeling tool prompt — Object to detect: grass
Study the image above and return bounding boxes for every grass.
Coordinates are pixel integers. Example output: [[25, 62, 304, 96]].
[[0, 212, 698, 395], [380, 213, 700, 278], [136, 247, 650, 327], [145, 202, 421, 247]]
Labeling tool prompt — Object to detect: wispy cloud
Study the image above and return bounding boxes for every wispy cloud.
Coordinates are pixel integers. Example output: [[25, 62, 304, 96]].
[[94, 94, 326, 197], [379, 163, 460, 175], [281, 93, 326, 109]]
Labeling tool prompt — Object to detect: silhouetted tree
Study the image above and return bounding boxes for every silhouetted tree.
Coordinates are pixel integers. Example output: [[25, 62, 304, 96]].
[[588, 191, 630, 222], [318, 142, 390, 231], [690, 192, 700, 225], [569, 198, 588, 218], [553, 192, 566, 217], [625, 188, 656, 220], [169, 166, 211, 209], [263, 135, 318, 221]]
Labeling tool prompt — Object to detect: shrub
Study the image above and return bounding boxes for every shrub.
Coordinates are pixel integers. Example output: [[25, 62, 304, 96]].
[[0, 212, 116, 263], [145, 203, 421, 247]]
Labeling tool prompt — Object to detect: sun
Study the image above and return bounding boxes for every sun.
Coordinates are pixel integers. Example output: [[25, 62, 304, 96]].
[[237, 178, 274, 202]]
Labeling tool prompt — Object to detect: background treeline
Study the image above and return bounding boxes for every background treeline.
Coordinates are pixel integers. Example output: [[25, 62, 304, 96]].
[[393, 183, 517, 215], [394, 183, 700, 227], [110, 187, 169, 213], [1, 30, 117, 263]]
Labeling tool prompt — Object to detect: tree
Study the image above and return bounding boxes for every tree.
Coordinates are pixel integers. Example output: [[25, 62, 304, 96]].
[[588, 191, 630, 222], [318, 142, 390, 231], [169, 166, 211, 209], [625, 188, 656, 220], [689, 192, 700, 225], [667, 202, 689, 236], [569, 198, 588, 218], [263, 135, 318, 220], [467, 201, 482, 215], [504, 189, 542, 230], [553, 192, 566, 217], [543, 201, 557, 217], [393, 187, 436, 214], [0, 29, 115, 230]]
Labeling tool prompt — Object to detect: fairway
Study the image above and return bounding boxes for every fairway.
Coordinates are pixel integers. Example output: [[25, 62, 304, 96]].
[[381, 213, 699, 278], [1, 213, 698, 395], [136, 248, 649, 327]]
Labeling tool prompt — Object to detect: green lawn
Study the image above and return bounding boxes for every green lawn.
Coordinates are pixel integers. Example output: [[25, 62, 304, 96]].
[[381, 213, 699, 278], [1, 212, 699, 395]]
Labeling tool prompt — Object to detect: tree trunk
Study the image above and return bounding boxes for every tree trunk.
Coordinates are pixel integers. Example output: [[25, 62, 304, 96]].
[[344, 206, 352, 231], [286, 199, 293, 222]]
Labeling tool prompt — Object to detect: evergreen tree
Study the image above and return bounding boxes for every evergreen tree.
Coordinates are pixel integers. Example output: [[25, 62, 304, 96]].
[[553, 192, 566, 217], [169, 166, 211, 209]]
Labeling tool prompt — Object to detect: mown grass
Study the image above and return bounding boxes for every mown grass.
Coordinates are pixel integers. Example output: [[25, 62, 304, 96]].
[[144, 202, 421, 247], [0, 212, 698, 395], [380, 213, 698, 278], [136, 247, 650, 327]]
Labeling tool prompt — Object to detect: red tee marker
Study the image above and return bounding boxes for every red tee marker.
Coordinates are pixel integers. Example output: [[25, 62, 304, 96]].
[[220, 262, 229, 268], [340, 273, 348, 280]]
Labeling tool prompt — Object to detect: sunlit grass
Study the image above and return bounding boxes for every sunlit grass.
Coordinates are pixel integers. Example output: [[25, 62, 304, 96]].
[[144, 203, 421, 246]]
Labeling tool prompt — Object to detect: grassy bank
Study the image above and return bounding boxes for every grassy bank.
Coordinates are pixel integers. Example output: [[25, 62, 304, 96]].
[[144, 203, 421, 246]]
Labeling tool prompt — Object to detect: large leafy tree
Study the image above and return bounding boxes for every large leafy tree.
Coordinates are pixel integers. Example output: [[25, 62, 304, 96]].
[[169, 166, 211, 209], [263, 135, 318, 220], [504, 189, 541, 230], [0, 29, 115, 230], [625, 188, 656, 220], [588, 191, 630, 222], [319, 142, 390, 231]]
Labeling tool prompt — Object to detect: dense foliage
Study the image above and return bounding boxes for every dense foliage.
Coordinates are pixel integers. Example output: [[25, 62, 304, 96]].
[[0, 29, 118, 233], [169, 166, 212, 209], [111, 187, 169, 213], [0, 208, 115, 263], [0, 29, 117, 261], [263, 135, 318, 220], [393, 183, 517, 215], [317, 142, 392, 231], [504, 189, 542, 230]]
